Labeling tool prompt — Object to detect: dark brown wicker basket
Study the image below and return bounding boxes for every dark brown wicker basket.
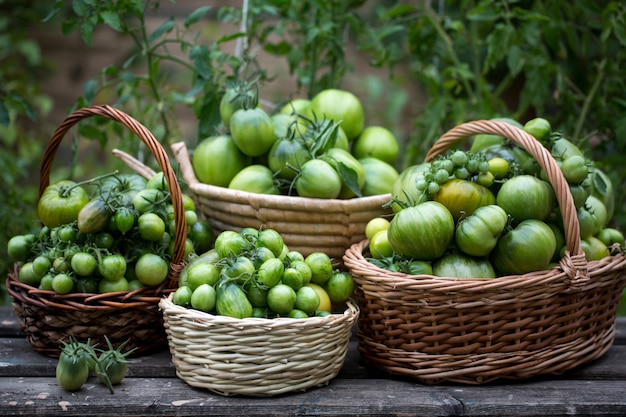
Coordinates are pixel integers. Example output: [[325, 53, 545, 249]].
[[6, 105, 187, 357], [343, 119, 626, 384]]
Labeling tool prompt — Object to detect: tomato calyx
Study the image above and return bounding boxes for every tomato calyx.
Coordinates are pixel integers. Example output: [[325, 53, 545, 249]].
[[95, 337, 135, 394]]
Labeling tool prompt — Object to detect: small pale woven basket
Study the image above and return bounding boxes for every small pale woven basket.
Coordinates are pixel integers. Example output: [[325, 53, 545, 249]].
[[6, 105, 188, 357], [159, 294, 359, 396], [343, 119, 626, 384], [170, 141, 391, 259]]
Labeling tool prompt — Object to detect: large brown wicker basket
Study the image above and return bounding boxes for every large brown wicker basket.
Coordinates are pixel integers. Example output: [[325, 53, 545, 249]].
[[343, 119, 626, 384], [170, 141, 391, 259], [6, 105, 188, 357], [159, 294, 359, 396]]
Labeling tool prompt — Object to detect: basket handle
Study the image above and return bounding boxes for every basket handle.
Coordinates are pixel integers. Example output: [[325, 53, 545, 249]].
[[426, 120, 588, 286], [39, 104, 187, 278]]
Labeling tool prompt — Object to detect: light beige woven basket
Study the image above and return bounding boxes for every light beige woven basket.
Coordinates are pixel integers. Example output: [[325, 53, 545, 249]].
[[343, 119, 626, 384], [170, 141, 392, 259], [159, 294, 359, 396]]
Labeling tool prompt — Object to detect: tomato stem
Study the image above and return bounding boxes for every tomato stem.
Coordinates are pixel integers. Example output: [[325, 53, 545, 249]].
[[59, 171, 120, 198]]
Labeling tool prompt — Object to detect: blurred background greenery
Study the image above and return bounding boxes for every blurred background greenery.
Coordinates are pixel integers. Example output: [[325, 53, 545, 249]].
[[2, 0, 626, 309]]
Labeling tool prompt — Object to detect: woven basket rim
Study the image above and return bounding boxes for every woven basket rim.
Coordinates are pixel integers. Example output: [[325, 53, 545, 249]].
[[159, 293, 360, 327], [171, 141, 392, 210], [344, 239, 626, 293]]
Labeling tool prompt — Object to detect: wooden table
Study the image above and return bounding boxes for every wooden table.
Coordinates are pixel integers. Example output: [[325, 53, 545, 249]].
[[1, 305, 625, 417]]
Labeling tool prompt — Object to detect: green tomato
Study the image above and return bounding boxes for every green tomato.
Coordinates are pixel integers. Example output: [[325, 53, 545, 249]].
[[132, 188, 166, 214], [596, 227, 625, 248], [56, 348, 90, 392], [172, 285, 193, 306], [216, 282, 253, 319], [98, 276, 130, 293], [19, 262, 41, 287], [98, 254, 127, 281], [244, 284, 267, 308], [97, 349, 129, 386], [222, 255, 256, 284], [38, 180, 90, 228], [256, 229, 285, 258], [455, 205, 509, 257], [52, 273, 74, 294], [230, 107, 276, 157], [99, 174, 147, 204], [352, 126, 399, 165], [282, 267, 305, 291], [433, 179, 496, 222], [70, 252, 97, 276], [7, 234, 35, 262], [114, 207, 136, 235], [391, 163, 431, 212], [305, 252, 333, 286], [219, 85, 255, 127], [135, 253, 169, 286], [267, 284, 297, 315], [189, 220, 214, 255], [387, 201, 455, 261], [256, 257, 285, 288], [523, 117, 552, 144], [228, 164, 279, 194], [295, 285, 320, 315], [214, 230, 251, 258], [267, 137, 312, 180], [192, 135, 251, 187], [358, 157, 399, 197], [308, 89, 364, 141], [190, 283, 217, 312], [138, 212, 166, 242], [323, 271, 355, 303], [432, 252, 496, 278], [279, 98, 311, 116], [32, 255, 52, 277], [295, 159, 342, 199], [491, 219, 557, 275], [561, 154, 589, 184], [496, 175, 555, 222]]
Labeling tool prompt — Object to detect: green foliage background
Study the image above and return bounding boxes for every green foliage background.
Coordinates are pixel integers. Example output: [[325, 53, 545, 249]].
[[2, 0, 626, 307]]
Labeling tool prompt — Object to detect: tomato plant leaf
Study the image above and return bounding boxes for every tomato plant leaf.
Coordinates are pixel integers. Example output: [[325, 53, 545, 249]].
[[100, 11, 123, 32], [148, 17, 175, 44], [185, 6, 212, 28], [335, 162, 362, 198]]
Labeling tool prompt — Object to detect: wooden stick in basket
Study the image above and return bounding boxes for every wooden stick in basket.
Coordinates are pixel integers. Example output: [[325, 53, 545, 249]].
[[112, 148, 157, 180]]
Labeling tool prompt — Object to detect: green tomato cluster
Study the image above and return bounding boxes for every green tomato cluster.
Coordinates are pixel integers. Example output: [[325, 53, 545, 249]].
[[172, 227, 354, 319], [374, 117, 624, 278], [55, 336, 132, 394], [8, 172, 214, 295], [192, 85, 400, 200]]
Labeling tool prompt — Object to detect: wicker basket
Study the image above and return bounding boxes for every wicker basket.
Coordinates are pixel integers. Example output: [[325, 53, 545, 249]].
[[170, 141, 392, 259], [6, 105, 188, 357], [343, 119, 626, 384], [159, 294, 359, 396]]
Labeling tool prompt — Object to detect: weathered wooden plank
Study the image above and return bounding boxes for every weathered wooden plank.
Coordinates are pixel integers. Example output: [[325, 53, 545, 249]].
[[1, 376, 625, 417], [3, 336, 626, 381]]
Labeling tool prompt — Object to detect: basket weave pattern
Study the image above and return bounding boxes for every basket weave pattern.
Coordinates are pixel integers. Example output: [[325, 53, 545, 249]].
[[6, 105, 187, 357], [160, 295, 359, 396], [343, 120, 626, 384], [171, 141, 391, 259]]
